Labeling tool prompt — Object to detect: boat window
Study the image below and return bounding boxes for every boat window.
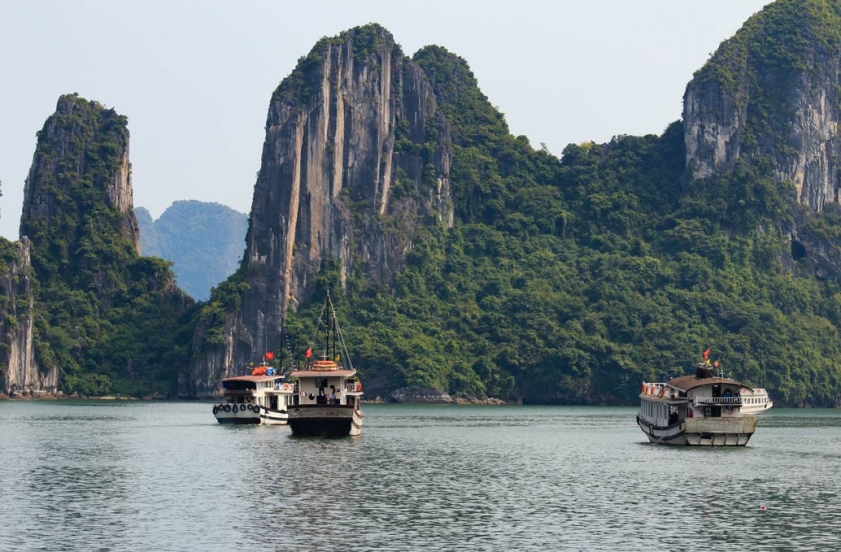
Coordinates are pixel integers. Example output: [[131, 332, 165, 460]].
[[223, 381, 256, 391]]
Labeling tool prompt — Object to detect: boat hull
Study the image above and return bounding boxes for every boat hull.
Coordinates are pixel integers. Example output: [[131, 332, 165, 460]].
[[288, 405, 363, 436], [637, 415, 756, 446], [213, 404, 288, 425]]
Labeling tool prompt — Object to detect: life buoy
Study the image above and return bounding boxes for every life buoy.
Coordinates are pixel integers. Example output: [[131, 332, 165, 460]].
[[355, 382, 362, 392], [212, 406, 219, 415]]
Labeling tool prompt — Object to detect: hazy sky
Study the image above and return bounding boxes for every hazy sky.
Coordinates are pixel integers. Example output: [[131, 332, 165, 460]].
[[0, 0, 770, 240]]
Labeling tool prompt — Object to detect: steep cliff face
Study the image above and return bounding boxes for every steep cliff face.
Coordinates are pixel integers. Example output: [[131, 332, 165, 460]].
[[0, 238, 58, 396], [184, 25, 453, 394], [684, 0, 841, 211]]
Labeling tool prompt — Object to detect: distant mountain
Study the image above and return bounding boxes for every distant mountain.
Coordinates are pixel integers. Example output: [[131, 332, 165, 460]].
[[137, 201, 247, 301]]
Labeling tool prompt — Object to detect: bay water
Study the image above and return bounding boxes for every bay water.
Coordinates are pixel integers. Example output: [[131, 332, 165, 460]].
[[1, 401, 839, 551]]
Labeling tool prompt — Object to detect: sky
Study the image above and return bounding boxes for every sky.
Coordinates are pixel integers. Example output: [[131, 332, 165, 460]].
[[0, 0, 771, 241]]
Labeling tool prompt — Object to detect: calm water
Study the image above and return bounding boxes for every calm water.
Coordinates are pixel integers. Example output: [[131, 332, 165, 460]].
[[1, 402, 840, 551]]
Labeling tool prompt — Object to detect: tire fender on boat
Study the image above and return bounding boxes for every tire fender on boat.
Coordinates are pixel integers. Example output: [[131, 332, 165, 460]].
[[232, 405, 238, 413], [224, 404, 231, 412], [212, 406, 219, 415]]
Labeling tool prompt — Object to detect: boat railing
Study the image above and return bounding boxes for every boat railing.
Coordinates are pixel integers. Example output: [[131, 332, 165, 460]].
[[694, 396, 742, 406]]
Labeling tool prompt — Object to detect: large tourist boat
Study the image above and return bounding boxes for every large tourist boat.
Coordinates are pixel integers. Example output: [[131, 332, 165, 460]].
[[637, 355, 769, 446], [287, 292, 364, 437], [212, 364, 296, 425]]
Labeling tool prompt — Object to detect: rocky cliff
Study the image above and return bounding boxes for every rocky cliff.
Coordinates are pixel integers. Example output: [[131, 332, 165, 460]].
[[683, 0, 841, 211], [13, 94, 192, 397], [184, 25, 453, 395], [0, 238, 58, 396]]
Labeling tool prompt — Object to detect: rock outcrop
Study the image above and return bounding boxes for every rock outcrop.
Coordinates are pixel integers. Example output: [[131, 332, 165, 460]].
[[184, 25, 453, 396], [20, 94, 140, 257], [683, 0, 841, 212], [12, 94, 192, 397], [0, 238, 59, 396]]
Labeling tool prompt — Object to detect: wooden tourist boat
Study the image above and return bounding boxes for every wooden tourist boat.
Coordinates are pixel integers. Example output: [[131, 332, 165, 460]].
[[212, 365, 296, 425], [637, 353, 769, 446], [287, 292, 364, 437]]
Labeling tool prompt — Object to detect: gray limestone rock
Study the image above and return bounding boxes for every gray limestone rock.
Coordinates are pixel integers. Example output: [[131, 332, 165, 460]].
[[184, 26, 454, 396]]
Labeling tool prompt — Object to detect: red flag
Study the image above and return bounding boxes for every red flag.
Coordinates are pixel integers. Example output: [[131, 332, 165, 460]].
[[305, 347, 313, 359], [265, 351, 274, 360], [702, 347, 711, 360]]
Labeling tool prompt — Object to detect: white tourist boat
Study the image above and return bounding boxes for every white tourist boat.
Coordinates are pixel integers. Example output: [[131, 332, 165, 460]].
[[287, 292, 364, 437], [212, 369, 296, 425], [739, 387, 773, 414], [637, 359, 769, 446]]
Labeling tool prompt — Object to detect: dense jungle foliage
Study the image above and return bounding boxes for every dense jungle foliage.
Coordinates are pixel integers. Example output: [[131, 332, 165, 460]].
[[22, 95, 196, 396]]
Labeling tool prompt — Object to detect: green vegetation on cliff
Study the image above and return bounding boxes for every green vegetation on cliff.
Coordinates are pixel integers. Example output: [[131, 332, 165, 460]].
[[22, 94, 196, 397], [277, 42, 841, 406], [190, 13, 841, 406]]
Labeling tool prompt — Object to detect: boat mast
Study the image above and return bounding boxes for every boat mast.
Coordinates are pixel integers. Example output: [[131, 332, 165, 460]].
[[279, 312, 285, 373]]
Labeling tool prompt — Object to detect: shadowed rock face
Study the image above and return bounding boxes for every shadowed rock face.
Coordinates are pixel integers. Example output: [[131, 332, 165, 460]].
[[683, 0, 841, 212], [0, 238, 59, 396], [185, 26, 453, 396]]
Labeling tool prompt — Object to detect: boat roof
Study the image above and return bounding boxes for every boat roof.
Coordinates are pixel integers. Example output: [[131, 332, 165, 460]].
[[666, 375, 753, 392], [222, 375, 285, 382], [290, 370, 356, 378]]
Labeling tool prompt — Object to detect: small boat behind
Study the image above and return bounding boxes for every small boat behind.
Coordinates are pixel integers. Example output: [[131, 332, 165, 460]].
[[637, 356, 769, 446], [739, 387, 773, 415], [212, 366, 296, 425]]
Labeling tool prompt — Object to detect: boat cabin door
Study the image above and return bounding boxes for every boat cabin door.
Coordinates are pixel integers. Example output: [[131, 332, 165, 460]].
[[269, 395, 278, 410], [708, 385, 722, 417]]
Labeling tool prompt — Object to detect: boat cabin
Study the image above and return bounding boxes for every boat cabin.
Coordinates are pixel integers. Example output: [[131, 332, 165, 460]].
[[222, 376, 295, 411], [291, 360, 363, 409]]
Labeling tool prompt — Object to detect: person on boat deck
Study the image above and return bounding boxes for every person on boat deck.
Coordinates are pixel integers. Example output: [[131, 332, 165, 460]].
[[328, 385, 336, 400]]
